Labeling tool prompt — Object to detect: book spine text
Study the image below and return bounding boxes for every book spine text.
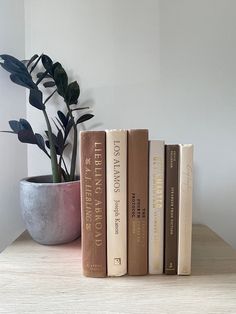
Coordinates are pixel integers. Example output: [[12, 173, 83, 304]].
[[149, 140, 165, 274], [164, 145, 179, 275], [106, 130, 127, 276], [80, 131, 107, 277], [128, 129, 149, 275], [178, 144, 193, 275]]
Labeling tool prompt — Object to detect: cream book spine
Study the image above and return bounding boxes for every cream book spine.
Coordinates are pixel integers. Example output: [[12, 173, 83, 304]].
[[148, 140, 165, 274], [178, 144, 193, 275], [106, 130, 127, 276]]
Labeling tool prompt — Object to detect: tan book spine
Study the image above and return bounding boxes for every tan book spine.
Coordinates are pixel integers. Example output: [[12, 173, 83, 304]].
[[106, 130, 127, 276], [128, 129, 148, 276], [79, 131, 106, 277], [178, 144, 193, 275], [164, 145, 179, 275], [148, 140, 165, 274]]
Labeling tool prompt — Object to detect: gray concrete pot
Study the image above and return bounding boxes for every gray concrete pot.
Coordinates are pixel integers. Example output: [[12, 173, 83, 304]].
[[20, 175, 81, 245]]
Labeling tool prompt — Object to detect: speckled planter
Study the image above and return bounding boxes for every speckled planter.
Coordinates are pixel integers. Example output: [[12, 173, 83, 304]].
[[20, 175, 81, 245]]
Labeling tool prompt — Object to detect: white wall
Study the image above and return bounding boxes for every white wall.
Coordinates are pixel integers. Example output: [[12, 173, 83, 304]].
[[0, 0, 27, 252], [25, 0, 236, 248], [159, 0, 236, 248]]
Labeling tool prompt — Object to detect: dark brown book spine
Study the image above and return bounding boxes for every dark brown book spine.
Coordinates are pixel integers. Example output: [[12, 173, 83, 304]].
[[80, 131, 107, 277], [164, 145, 179, 275], [128, 129, 148, 275]]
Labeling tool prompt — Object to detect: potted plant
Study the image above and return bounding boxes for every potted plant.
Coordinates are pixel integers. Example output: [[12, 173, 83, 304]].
[[0, 53, 94, 245]]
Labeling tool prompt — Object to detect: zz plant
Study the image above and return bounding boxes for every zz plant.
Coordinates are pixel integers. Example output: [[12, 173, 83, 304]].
[[0, 54, 94, 183]]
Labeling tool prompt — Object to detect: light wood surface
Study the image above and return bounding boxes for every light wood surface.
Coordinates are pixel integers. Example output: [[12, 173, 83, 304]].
[[0, 225, 236, 314]]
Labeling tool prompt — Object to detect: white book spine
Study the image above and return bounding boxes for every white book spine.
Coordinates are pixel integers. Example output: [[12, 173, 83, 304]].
[[106, 130, 127, 276], [178, 144, 193, 275], [148, 140, 165, 274]]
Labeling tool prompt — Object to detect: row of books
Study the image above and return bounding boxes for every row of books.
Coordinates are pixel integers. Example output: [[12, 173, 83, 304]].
[[79, 129, 193, 277]]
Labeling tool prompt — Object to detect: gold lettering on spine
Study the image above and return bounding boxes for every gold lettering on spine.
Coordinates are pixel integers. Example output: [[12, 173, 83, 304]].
[[169, 149, 176, 237], [94, 142, 103, 247], [113, 140, 121, 193], [112, 140, 121, 235], [84, 158, 92, 232], [170, 187, 175, 236], [152, 154, 164, 240]]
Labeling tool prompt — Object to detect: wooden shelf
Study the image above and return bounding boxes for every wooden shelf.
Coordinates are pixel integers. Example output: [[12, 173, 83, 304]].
[[0, 225, 236, 313]]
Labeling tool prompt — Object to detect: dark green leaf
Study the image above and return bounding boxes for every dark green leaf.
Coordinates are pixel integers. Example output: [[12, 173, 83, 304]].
[[19, 119, 33, 131], [29, 89, 45, 110], [51, 62, 61, 76], [1, 61, 29, 76], [10, 73, 37, 89], [18, 130, 37, 144], [47, 132, 57, 145], [9, 120, 22, 133], [45, 140, 50, 149], [27, 54, 39, 68], [43, 81, 56, 88], [35, 133, 45, 149], [8, 119, 33, 134], [45, 132, 61, 156], [57, 130, 64, 154], [65, 119, 74, 138], [0, 54, 27, 72], [55, 117, 65, 130], [76, 114, 94, 124], [35, 133, 48, 155], [57, 111, 68, 128], [36, 72, 51, 79], [53, 64, 68, 97], [36, 70, 50, 85], [42, 54, 53, 72], [54, 147, 61, 156], [65, 81, 80, 105]]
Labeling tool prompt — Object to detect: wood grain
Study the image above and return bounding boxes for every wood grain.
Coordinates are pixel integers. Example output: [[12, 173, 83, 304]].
[[0, 225, 236, 314]]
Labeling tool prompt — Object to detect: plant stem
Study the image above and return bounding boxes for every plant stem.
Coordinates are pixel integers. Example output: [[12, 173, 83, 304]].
[[36, 70, 49, 85], [65, 102, 77, 181], [62, 156, 70, 178], [72, 107, 89, 111], [30, 54, 42, 74], [43, 110, 61, 183], [70, 124, 77, 181], [44, 89, 57, 105], [59, 152, 69, 178], [42, 149, 51, 159]]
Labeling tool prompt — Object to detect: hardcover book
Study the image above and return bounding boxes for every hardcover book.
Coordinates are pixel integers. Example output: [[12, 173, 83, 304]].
[[106, 129, 127, 276], [178, 144, 193, 275], [164, 145, 179, 275], [127, 129, 149, 276], [149, 140, 165, 274], [79, 131, 107, 277]]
